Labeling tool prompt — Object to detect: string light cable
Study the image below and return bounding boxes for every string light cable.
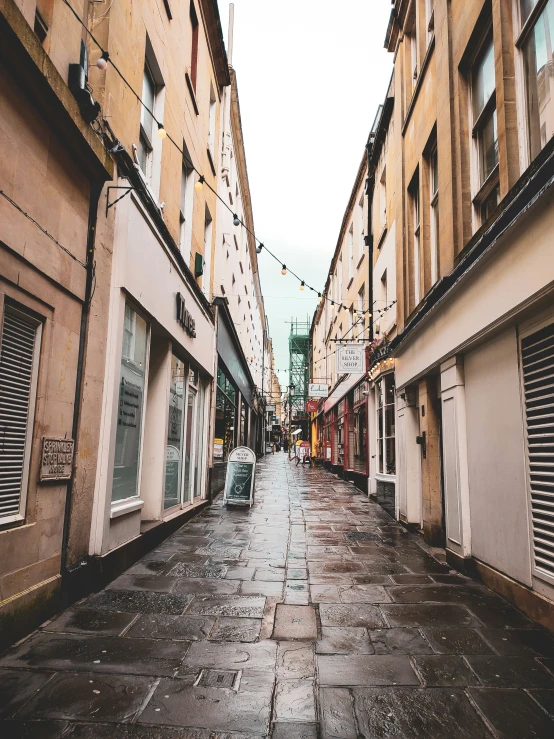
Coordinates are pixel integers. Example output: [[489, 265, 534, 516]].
[[0, 190, 87, 269], [58, 0, 377, 315]]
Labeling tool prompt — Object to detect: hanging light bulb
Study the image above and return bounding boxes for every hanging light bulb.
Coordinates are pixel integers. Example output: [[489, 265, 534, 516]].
[[157, 122, 167, 139], [96, 50, 110, 70], [194, 175, 205, 191], [300, 281, 305, 291], [233, 214, 240, 227], [256, 243, 263, 254], [281, 265, 287, 275], [317, 293, 322, 303]]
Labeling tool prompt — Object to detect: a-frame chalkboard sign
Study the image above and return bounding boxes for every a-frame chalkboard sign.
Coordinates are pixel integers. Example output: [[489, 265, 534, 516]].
[[223, 446, 256, 506]]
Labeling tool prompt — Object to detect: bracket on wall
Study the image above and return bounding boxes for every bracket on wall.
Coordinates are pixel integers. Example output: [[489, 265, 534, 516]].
[[416, 431, 427, 459], [106, 186, 134, 216]]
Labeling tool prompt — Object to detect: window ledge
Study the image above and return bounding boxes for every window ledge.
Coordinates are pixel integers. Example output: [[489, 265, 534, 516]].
[[377, 226, 388, 249], [185, 72, 199, 116], [347, 277, 354, 289], [375, 472, 397, 482], [111, 498, 144, 519], [356, 252, 366, 269]]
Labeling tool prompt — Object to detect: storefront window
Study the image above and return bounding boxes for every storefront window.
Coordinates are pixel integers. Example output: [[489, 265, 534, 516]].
[[214, 366, 237, 462], [193, 382, 206, 498], [376, 373, 396, 476], [112, 304, 147, 502], [164, 355, 185, 510]]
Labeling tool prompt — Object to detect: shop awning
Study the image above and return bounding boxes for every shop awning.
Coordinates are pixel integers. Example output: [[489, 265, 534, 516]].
[[324, 372, 365, 415]]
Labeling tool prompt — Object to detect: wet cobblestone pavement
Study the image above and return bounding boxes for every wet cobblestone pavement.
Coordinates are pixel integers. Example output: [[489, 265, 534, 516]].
[[2, 454, 554, 737]]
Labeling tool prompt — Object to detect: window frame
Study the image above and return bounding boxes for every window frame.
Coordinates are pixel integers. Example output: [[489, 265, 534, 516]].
[[429, 144, 440, 286], [409, 169, 421, 309], [376, 372, 396, 478], [469, 33, 500, 225], [0, 302, 42, 526]]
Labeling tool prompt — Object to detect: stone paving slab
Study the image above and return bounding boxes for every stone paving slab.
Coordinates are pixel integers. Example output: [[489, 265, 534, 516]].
[[2, 453, 553, 738]]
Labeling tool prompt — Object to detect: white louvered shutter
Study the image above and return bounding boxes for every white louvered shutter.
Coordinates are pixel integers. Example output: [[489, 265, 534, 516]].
[[522, 322, 554, 579], [0, 310, 38, 521]]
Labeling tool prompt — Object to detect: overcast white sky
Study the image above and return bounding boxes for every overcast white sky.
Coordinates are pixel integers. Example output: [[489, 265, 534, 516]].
[[217, 0, 393, 389]]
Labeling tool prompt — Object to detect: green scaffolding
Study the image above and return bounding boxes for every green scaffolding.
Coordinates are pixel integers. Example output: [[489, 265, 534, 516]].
[[288, 318, 310, 422]]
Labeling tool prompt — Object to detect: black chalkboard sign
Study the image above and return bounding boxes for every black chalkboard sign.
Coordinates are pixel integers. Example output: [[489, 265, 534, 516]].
[[224, 447, 256, 506]]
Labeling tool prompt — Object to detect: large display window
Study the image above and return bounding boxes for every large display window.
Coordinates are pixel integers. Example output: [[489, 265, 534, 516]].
[[214, 366, 237, 462], [112, 304, 148, 502], [376, 373, 396, 476]]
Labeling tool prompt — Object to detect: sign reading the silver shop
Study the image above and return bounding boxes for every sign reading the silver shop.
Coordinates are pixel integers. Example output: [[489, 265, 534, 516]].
[[176, 293, 196, 338], [336, 344, 365, 374], [40, 437, 75, 481]]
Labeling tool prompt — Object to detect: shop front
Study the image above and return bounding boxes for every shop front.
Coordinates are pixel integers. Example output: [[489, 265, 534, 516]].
[[368, 354, 397, 518], [90, 192, 216, 570], [211, 298, 258, 495]]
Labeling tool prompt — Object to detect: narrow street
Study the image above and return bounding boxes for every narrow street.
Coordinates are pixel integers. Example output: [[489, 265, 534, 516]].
[[1, 453, 554, 738]]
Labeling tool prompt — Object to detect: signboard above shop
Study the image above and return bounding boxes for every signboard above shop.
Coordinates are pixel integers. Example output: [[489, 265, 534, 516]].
[[336, 344, 365, 374], [308, 383, 328, 398]]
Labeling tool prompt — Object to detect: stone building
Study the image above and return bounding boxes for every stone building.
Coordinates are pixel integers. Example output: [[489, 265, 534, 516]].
[[0, 0, 113, 647], [0, 0, 276, 647], [310, 151, 371, 490], [383, 0, 554, 628]]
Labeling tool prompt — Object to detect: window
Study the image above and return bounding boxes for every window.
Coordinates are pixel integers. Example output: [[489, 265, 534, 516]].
[[376, 373, 396, 476], [521, 319, 554, 581], [429, 146, 439, 285], [203, 206, 213, 299], [190, 2, 199, 92], [358, 195, 365, 256], [379, 166, 387, 234], [338, 255, 343, 303], [405, 1, 418, 98], [0, 305, 41, 523], [519, 0, 554, 160], [471, 37, 499, 221], [164, 354, 186, 510], [113, 304, 148, 502], [348, 226, 354, 282], [409, 170, 421, 307], [138, 62, 156, 176], [208, 84, 217, 156], [426, 0, 435, 44], [179, 144, 194, 261]]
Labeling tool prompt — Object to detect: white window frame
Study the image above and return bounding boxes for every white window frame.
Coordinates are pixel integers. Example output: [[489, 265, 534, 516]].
[[376, 372, 396, 479], [518, 307, 554, 587], [0, 303, 42, 525]]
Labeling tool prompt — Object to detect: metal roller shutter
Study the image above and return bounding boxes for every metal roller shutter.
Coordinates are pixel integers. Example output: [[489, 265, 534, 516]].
[[0, 310, 38, 521], [522, 322, 554, 578]]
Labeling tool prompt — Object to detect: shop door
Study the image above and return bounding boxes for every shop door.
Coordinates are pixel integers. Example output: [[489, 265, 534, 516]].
[[183, 383, 197, 504], [192, 383, 206, 499], [164, 355, 186, 510]]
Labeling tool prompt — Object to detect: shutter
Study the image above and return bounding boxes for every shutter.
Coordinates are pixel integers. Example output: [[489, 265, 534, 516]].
[[0, 310, 37, 520], [522, 322, 554, 578]]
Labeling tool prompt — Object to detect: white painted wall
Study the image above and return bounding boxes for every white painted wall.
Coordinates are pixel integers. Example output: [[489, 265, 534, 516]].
[[464, 328, 533, 586]]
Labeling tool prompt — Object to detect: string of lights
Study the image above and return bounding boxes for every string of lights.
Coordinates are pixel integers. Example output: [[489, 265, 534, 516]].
[[59, 0, 377, 316], [0, 190, 87, 268]]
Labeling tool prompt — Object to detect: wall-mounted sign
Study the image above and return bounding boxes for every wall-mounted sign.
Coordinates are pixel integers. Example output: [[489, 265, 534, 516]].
[[176, 293, 196, 338], [266, 405, 276, 412], [308, 383, 328, 398], [336, 344, 365, 374], [306, 400, 319, 413], [40, 437, 74, 482], [224, 446, 256, 506]]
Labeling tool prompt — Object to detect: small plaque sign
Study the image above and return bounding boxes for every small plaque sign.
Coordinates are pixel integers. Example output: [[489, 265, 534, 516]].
[[40, 437, 74, 482], [224, 446, 256, 507]]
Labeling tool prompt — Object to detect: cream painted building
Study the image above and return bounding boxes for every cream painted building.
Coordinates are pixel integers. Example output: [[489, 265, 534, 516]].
[[381, 0, 554, 629], [310, 153, 371, 487]]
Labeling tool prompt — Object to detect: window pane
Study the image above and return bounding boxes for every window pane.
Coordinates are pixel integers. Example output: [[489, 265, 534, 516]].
[[431, 148, 439, 196], [481, 183, 500, 222], [523, 0, 554, 159], [164, 355, 185, 509], [480, 110, 498, 182], [378, 437, 384, 474], [472, 40, 495, 119], [193, 383, 205, 498], [113, 306, 147, 502], [385, 437, 396, 475], [521, 0, 539, 25], [141, 65, 155, 139], [385, 404, 395, 438], [385, 373, 396, 401], [183, 387, 196, 503]]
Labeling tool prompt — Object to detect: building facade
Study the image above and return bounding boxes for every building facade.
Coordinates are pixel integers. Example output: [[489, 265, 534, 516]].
[[382, 0, 554, 627], [0, 0, 276, 648], [310, 153, 371, 490]]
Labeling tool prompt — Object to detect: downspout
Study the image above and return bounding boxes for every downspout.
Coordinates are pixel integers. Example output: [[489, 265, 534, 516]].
[[60, 180, 102, 594]]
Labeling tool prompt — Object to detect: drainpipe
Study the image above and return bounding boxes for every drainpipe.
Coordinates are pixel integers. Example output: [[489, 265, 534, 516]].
[[365, 147, 375, 344], [60, 181, 102, 593]]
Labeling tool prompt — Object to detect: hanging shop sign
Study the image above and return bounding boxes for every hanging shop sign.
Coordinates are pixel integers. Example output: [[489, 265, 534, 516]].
[[224, 446, 256, 506], [306, 400, 319, 413], [40, 437, 75, 482], [336, 344, 365, 374], [266, 405, 276, 412], [176, 293, 196, 338], [309, 383, 328, 398]]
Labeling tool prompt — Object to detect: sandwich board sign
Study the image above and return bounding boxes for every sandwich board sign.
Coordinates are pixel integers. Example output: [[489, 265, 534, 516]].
[[224, 446, 256, 506]]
